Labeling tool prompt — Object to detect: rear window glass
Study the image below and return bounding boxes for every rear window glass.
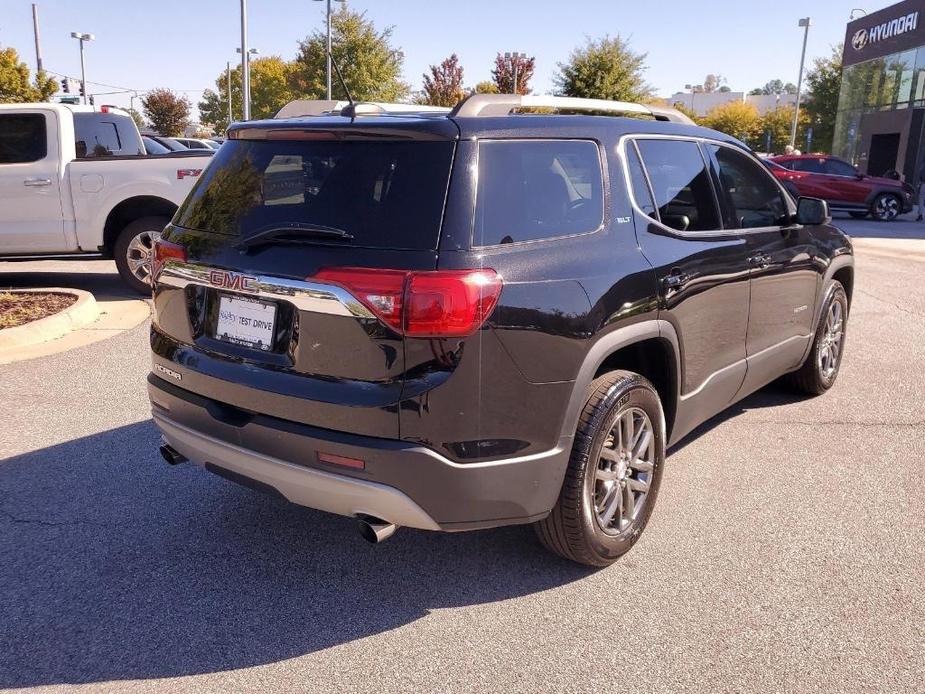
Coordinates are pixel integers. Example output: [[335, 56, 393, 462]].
[[174, 139, 455, 249], [74, 114, 132, 157], [0, 114, 47, 164], [474, 140, 604, 246]]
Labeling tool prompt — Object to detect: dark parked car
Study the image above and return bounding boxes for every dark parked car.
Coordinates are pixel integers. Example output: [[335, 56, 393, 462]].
[[148, 95, 853, 566], [141, 134, 188, 152], [770, 154, 913, 221]]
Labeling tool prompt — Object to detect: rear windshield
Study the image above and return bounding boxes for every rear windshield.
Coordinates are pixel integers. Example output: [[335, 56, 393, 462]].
[[174, 139, 455, 249]]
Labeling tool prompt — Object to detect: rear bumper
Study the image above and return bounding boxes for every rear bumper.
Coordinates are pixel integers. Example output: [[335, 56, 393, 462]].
[[148, 374, 570, 531]]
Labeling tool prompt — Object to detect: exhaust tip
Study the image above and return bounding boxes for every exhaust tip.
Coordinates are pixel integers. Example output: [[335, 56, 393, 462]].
[[159, 443, 187, 466], [355, 514, 397, 544]]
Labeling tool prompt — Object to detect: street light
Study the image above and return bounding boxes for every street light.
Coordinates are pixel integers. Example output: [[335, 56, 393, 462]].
[[791, 17, 812, 148], [684, 83, 702, 116], [505, 52, 527, 94], [236, 47, 259, 121], [849, 8, 867, 20], [239, 0, 251, 120], [70, 31, 94, 105], [313, 0, 346, 100]]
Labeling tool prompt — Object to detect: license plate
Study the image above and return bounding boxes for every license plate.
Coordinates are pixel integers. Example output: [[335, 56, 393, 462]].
[[215, 295, 276, 351]]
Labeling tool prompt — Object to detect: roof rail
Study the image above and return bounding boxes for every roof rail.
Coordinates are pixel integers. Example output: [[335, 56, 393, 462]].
[[274, 99, 451, 119], [449, 94, 695, 125]]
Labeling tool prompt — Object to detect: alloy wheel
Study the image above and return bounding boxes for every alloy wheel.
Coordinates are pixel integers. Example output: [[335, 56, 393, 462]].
[[126, 230, 161, 286], [594, 406, 655, 534], [874, 195, 900, 221], [817, 299, 844, 380]]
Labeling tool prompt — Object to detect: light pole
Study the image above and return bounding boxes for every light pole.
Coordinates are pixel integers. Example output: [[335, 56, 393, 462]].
[[239, 0, 251, 120], [849, 8, 867, 20], [314, 0, 346, 100], [226, 61, 233, 126], [791, 17, 812, 148], [236, 46, 259, 120], [505, 52, 526, 94], [70, 31, 94, 105], [684, 83, 702, 116]]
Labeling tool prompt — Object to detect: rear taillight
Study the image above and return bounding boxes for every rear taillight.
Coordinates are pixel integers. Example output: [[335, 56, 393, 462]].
[[152, 239, 187, 277], [312, 267, 503, 338]]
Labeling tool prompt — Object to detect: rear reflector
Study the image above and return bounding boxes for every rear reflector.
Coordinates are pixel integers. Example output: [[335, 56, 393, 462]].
[[152, 239, 187, 278], [317, 452, 366, 470], [312, 267, 502, 338]]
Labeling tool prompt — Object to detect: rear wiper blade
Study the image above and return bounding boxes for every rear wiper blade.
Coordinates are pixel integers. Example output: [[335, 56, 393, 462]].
[[236, 224, 354, 250]]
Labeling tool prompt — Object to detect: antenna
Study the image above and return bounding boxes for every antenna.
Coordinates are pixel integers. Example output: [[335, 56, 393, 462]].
[[328, 48, 355, 112]]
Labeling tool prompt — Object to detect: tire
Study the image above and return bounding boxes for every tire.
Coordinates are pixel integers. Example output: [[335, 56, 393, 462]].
[[113, 216, 170, 294], [849, 211, 868, 219], [534, 370, 666, 567], [870, 193, 901, 221], [787, 281, 848, 395]]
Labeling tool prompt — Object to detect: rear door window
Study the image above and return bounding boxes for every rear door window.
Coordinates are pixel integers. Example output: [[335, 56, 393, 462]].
[[790, 158, 825, 173], [824, 158, 858, 177], [174, 139, 455, 250], [635, 139, 720, 232], [74, 114, 123, 157], [0, 114, 47, 164], [474, 140, 604, 246]]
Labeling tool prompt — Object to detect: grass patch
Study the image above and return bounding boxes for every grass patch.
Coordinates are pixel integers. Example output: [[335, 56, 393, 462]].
[[0, 292, 78, 329]]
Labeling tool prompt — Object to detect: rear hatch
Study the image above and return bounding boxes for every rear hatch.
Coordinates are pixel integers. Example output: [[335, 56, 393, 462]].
[[150, 117, 459, 439]]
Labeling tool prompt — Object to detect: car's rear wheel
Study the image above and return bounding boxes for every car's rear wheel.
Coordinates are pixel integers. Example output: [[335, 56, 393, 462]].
[[787, 281, 848, 395], [849, 211, 868, 219], [870, 193, 901, 221], [534, 370, 665, 567], [114, 216, 170, 294]]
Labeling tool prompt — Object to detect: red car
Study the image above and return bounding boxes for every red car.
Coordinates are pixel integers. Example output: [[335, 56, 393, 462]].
[[768, 154, 914, 221]]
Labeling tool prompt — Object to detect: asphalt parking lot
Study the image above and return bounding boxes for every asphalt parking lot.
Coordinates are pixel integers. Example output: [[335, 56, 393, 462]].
[[1, 215, 923, 693]]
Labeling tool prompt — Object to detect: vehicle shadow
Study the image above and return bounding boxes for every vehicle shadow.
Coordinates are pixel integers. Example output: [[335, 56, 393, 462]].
[[0, 261, 137, 303], [0, 420, 591, 688]]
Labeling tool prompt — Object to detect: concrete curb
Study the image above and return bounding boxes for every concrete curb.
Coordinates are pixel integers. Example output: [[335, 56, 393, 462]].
[[0, 288, 99, 350]]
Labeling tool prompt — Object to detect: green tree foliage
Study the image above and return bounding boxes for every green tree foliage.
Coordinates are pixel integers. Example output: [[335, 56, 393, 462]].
[[141, 88, 191, 136], [701, 101, 761, 145], [126, 108, 146, 130], [671, 101, 700, 124], [553, 35, 652, 102], [473, 80, 499, 95], [759, 105, 809, 154], [804, 44, 842, 154], [420, 54, 465, 107], [702, 73, 726, 93], [492, 53, 535, 95], [750, 79, 798, 96], [199, 56, 297, 132], [290, 6, 408, 102], [0, 46, 56, 103]]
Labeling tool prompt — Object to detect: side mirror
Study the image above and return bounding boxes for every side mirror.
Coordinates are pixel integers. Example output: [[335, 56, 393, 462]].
[[796, 196, 831, 226]]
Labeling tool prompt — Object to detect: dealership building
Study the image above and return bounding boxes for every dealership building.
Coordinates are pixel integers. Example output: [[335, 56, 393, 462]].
[[835, 0, 925, 180]]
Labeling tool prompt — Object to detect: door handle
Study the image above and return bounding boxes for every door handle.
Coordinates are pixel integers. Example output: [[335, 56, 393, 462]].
[[23, 178, 52, 187], [748, 253, 770, 269], [661, 270, 689, 289]]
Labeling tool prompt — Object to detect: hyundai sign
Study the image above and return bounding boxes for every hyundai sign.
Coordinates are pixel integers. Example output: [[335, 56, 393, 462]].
[[844, 0, 925, 66]]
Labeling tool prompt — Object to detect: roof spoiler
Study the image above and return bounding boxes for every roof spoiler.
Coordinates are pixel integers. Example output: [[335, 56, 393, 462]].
[[449, 94, 695, 125]]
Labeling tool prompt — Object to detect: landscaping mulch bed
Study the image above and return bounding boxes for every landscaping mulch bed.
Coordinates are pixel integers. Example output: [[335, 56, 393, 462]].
[[0, 292, 77, 330]]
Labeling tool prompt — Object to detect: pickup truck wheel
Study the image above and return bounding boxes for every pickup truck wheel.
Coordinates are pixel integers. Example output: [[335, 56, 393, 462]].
[[114, 216, 169, 294], [870, 193, 901, 221], [787, 281, 848, 395], [534, 370, 665, 567]]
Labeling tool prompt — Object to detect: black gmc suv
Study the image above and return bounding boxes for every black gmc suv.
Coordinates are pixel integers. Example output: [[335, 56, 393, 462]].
[[148, 95, 853, 567]]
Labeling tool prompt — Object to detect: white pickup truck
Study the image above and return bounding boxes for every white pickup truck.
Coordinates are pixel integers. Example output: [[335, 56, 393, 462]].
[[0, 103, 213, 292]]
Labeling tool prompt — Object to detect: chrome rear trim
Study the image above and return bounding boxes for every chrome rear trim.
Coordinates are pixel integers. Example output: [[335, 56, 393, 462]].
[[156, 260, 374, 319]]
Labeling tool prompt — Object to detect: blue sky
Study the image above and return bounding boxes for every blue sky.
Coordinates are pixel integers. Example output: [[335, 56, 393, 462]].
[[0, 0, 894, 120]]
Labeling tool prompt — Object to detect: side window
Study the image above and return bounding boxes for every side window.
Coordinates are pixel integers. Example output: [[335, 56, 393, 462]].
[[0, 114, 47, 164], [474, 140, 604, 245], [74, 114, 123, 158], [635, 139, 720, 232], [709, 145, 788, 229], [625, 142, 657, 218], [791, 158, 825, 173], [824, 158, 858, 177]]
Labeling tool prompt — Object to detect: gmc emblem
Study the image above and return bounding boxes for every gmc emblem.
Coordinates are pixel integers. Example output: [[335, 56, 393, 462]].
[[209, 270, 258, 293]]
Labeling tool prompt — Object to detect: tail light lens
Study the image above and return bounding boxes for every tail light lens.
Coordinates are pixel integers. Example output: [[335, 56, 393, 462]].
[[312, 267, 503, 338], [152, 239, 187, 278]]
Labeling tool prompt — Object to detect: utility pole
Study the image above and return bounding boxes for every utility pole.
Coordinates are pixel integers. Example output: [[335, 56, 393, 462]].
[[226, 61, 233, 126], [791, 17, 812, 148], [70, 32, 94, 105], [239, 0, 250, 120], [32, 4, 43, 74], [314, 0, 345, 100]]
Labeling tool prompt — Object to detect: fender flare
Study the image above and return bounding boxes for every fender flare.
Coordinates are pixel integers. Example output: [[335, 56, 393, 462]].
[[556, 319, 681, 445]]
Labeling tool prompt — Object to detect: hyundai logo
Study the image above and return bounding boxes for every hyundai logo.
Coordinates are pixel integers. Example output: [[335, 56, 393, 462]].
[[852, 29, 868, 51]]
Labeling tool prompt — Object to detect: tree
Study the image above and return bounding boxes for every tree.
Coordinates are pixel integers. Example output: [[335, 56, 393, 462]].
[[554, 35, 652, 102], [752, 79, 798, 96], [473, 80, 499, 95], [701, 101, 761, 144], [671, 101, 699, 124], [0, 46, 56, 103], [703, 74, 726, 93], [718, 85, 732, 93], [126, 108, 146, 130], [290, 6, 408, 102], [492, 53, 535, 95], [804, 44, 842, 154], [141, 88, 190, 136], [199, 56, 297, 132], [420, 54, 465, 107], [759, 105, 809, 153]]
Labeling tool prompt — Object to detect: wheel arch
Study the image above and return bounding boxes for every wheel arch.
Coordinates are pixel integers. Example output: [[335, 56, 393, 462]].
[[102, 196, 178, 255], [559, 321, 681, 445]]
